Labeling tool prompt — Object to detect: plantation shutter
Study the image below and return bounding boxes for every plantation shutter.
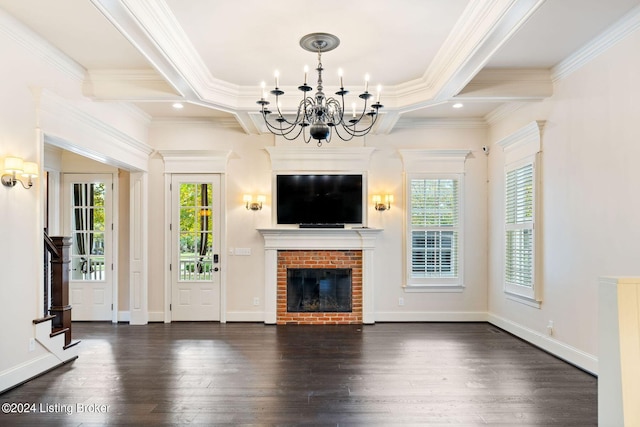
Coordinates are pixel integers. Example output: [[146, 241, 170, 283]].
[[505, 163, 534, 287], [410, 178, 458, 279]]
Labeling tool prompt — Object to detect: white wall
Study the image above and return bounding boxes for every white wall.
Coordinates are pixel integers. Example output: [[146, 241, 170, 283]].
[[0, 11, 150, 392], [0, 16, 86, 390], [147, 123, 488, 322], [486, 27, 640, 373]]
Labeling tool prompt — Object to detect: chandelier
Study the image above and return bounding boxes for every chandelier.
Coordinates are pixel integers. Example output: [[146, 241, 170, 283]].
[[257, 33, 383, 146]]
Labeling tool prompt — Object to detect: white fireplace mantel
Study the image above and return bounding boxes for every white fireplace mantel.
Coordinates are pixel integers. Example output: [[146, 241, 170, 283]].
[[258, 228, 383, 324]]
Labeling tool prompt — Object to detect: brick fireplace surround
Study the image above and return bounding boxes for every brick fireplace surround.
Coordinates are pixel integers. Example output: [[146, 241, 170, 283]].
[[277, 250, 363, 324], [258, 228, 382, 325]]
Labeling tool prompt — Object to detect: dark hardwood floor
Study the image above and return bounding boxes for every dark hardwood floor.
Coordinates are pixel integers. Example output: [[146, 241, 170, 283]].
[[1, 322, 596, 426]]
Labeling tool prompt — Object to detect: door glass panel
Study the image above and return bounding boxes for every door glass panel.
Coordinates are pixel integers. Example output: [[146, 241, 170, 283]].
[[179, 183, 214, 281], [71, 182, 106, 281]]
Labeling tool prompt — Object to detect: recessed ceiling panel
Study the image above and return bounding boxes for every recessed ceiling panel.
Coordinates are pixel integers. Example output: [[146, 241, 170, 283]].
[[165, 0, 469, 87]]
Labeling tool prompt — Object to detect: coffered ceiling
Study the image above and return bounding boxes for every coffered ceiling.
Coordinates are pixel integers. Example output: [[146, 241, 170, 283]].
[[0, 0, 638, 134]]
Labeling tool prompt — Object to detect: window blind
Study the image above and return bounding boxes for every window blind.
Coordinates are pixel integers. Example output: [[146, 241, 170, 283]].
[[410, 179, 458, 279], [505, 163, 534, 288]]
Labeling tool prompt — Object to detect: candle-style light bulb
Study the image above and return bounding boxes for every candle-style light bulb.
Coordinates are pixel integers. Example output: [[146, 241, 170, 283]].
[[364, 74, 370, 92], [352, 102, 356, 118], [338, 68, 344, 88], [274, 70, 280, 88], [260, 81, 266, 100], [376, 84, 382, 102], [303, 65, 309, 85]]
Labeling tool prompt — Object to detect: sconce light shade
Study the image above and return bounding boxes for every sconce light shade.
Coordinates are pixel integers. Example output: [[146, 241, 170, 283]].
[[2, 156, 38, 189], [244, 194, 265, 211], [4, 157, 24, 173], [374, 194, 393, 211], [22, 162, 39, 179]]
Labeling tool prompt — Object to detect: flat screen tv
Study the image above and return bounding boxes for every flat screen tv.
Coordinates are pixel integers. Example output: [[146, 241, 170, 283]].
[[276, 174, 363, 225]]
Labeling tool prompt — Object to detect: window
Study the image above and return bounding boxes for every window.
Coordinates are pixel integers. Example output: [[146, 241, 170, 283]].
[[407, 175, 462, 288], [505, 163, 534, 289], [497, 120, 544, 306]]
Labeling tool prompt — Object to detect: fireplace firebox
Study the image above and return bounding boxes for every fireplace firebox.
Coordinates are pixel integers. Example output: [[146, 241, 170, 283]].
[[287, 268, 352, 312]]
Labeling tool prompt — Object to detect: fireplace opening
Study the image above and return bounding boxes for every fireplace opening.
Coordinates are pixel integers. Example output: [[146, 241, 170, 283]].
[[287, 268, 352, 312]]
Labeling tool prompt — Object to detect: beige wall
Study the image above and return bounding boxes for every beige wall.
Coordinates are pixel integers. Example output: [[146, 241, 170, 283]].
[[146, 124, 488, 321], [486, 28, 640, 369], [3, 0, 640, 393]]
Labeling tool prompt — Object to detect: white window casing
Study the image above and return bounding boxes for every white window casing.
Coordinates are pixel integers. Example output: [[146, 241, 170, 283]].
[[399, 150, 470, 292], [496, 121, 544, 307]]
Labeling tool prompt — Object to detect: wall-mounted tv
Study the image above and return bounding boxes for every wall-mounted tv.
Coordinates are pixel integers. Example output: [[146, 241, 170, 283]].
[[276, 174, 363, 225]]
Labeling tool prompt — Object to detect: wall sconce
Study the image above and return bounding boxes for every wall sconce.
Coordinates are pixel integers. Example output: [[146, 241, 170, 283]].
[[243, 194, 265, 211], [1, 156, 39, 189], [373, 194, 393, 211]]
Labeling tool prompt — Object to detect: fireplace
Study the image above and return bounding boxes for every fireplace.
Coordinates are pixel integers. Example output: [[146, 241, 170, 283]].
[[277, 250, 362, 324], [258, 227, 382, 324], [287, 268, 352, 313]]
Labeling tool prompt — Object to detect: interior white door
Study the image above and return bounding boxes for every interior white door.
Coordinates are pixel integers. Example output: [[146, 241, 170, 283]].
[[63, 174, 114, 321], [171, 175, 221, 321]]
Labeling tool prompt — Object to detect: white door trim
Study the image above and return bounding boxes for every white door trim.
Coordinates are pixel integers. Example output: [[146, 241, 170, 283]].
[[62, 173, 117, 322], [129, 172, 148, 325], [164, 173, 226, 323]]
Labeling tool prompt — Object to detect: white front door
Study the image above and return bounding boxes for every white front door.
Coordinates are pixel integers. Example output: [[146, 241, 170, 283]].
[[171, 175, 221, 321], [63, 174, 114, 321]]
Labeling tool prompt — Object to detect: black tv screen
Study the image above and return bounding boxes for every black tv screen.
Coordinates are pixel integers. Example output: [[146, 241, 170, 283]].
[[276, 174, 363, 225]]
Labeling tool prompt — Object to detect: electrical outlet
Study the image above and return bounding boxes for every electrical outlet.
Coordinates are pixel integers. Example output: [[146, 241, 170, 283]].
[[547, 320, 554, 336], [228, 248, 234, 256], [253, 297, 260, 306], [398, 297, 405, 306], [29, 338, 35, 352]]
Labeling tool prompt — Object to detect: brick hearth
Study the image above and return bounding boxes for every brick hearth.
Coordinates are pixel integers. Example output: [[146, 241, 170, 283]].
[[277, 250, 362, 324]]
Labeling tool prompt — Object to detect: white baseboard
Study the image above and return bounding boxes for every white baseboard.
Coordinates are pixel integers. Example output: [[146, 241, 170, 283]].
[[225, 311, 265, 322], [148, 311, 165, 323], [487, 313, 598, 375], [111, 309, 597, 375], [118, 311, 165, 323], [374, 311, 488, 322], [0, 353, 67, 394]]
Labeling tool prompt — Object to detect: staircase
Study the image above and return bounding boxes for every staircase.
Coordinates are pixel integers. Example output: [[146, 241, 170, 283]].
[[32, 233, 80, 362]]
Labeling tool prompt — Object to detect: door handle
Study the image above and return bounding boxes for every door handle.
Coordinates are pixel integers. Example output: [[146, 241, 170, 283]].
[[213, 267, 219, 272]]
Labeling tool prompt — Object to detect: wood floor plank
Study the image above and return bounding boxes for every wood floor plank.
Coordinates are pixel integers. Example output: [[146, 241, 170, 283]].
[[0, 322, 596, 426]]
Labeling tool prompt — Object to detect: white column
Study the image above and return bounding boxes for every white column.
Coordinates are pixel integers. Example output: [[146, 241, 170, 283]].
[[264, 248, 278, 324], [361, 247, 375, 324], [599, 277, 640, 426], [129, 172, 148, 325]]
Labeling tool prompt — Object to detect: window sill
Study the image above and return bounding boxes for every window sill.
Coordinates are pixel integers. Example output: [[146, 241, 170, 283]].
[[404, 285, 465, 293], [505, 291, 541, 308]]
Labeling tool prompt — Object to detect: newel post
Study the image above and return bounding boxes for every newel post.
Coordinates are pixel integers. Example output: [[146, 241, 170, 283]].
[[49, 236, 73, 346]]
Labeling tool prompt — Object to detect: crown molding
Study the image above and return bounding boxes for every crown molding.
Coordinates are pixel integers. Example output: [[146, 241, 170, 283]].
[[496, 120, 545, 149], [421, 0, 547, 103], [118, 0, 240, 107], [552, 4, 640, 82], [496, 120, 545, 164], [0, 8, 85, 82], [83, 69, 179, 100], [484, 102, 526, 126], [158, 149, 232, 173], [457, 68, 552, 100], [38, 90, 153, 171], [398, 149, 471, 173], [395, 117, 487, 129], [150, 117, 240, 128], [265, 147, 376, 172]]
